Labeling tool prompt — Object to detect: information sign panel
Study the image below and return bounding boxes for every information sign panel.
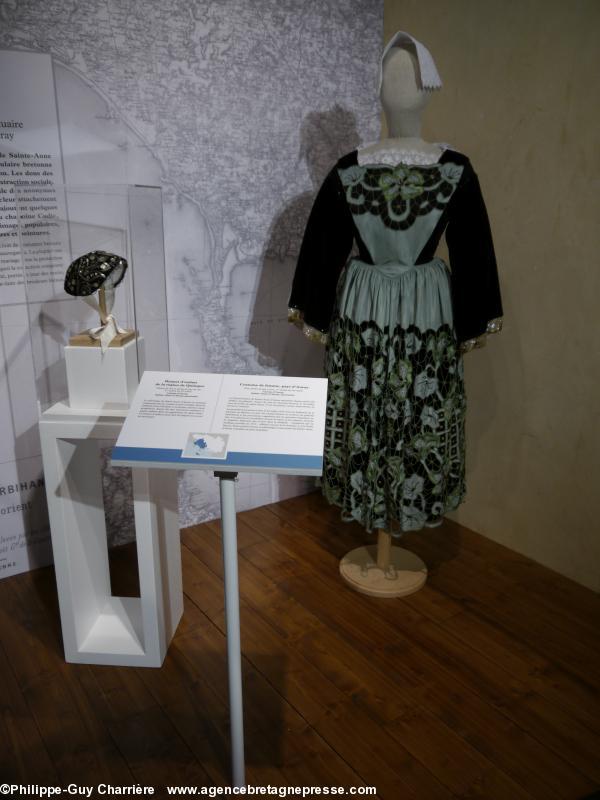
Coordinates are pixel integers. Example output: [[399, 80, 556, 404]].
[[112, 371, 328, 475]]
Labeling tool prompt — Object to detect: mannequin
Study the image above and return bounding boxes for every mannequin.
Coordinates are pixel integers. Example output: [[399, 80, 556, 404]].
[[338, 37, 441, 599], [288, 33, 502, 598]]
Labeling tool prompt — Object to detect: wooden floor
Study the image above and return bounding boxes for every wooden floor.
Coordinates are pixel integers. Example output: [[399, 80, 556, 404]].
[[1, 491, 599, 798]]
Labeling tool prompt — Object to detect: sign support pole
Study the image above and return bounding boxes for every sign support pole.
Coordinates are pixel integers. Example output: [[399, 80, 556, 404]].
[[215, 470, 245, 787]]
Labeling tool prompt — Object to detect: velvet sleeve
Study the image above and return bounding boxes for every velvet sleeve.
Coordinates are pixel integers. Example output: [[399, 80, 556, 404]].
[[288, 164, 355, 341], [445, 160, 503, 348]]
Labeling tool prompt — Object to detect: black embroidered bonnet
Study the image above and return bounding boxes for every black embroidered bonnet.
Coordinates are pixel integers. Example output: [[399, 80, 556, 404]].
[[64, 251, 128, 297]]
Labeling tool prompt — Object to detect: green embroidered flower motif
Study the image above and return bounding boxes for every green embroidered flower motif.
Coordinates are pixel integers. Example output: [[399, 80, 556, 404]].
[[421, 406, 439, 429], [372, 357, 385, 379], [404, 332, 422, 355], [366, 456, 381, 484], [389, 360, 412, 399], [377, 166, 425, 201], [372, 495, 387, 518], [351, 364, 368, 392], [350, 470, 365, 492], [428, 331, 450, 361], [340, 165, 365, 187], [329, 372, 346, 410], [401, 505, 427, 531], [439, 162, 463, 184], [403, 473, 424, 501], [350, 426, 367, 453], [414, 368, 438, 399], [400, 170, 425, 199], [378, 164, 409, 197], [409, 432, 441, 460], [328, 447, 344, 468], [387, 456, 406, 495], [429, 475, 443, 496], [384, 398, 400, 420], [442, 395, 460, 419], [398, 359, 412, 381], [371, 357, 385, 397], [378, 171, 399, 200], [341, 328, 361, 356]]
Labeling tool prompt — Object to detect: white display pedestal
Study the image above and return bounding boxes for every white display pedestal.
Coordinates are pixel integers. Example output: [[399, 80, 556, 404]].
[[39, 402, 182, 667], [65, 338, 143, 410]]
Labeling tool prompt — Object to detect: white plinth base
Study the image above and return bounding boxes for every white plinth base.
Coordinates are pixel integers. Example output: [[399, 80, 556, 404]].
[[78, 597, 145, 661], [65, 337, 142, 410], [39, 403, 182, 667]]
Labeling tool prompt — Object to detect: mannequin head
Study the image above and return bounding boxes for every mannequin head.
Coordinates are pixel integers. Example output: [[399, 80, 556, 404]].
[[380, 45, 435, 138], [381, 46, 431, 118], [375, 31, 441, 141]]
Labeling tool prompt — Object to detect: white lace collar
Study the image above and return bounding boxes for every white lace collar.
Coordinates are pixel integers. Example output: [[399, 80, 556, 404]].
[[357, 142, 454, 167]]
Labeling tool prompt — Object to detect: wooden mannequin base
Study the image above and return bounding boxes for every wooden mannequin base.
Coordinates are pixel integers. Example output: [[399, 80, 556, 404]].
[[339, 545, 427, 598], [68, 330, 136, 347]]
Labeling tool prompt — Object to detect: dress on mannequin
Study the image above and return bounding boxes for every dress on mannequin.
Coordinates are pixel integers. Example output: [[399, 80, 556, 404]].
[[289, 32, 502, 547]]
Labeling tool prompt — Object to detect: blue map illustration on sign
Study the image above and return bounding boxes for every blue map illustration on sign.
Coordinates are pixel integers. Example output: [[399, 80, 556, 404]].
[[183, 433, 229, 460]]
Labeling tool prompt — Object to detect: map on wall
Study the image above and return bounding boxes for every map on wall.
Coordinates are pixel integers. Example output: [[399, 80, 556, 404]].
[[0, 0, 382, 551]]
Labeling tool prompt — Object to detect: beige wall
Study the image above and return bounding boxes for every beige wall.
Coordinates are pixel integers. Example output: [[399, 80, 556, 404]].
[[383, 1, 600, 590]]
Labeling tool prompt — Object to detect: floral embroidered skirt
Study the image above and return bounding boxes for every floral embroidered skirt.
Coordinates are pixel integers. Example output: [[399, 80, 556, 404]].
[[321, 258, 466, 533]]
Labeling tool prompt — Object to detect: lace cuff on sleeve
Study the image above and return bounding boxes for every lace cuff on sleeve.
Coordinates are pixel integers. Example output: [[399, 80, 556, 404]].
[[288, 307, 328, 345], [460, 317, 503, 353]]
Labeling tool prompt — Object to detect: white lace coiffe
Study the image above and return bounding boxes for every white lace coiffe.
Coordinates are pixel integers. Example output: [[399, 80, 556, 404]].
[[379, 31, 443, 94]]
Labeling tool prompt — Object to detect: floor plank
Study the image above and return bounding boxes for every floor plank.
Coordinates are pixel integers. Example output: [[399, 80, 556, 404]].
[[0, 641, 58, 784], [0, 490, 598, 799]]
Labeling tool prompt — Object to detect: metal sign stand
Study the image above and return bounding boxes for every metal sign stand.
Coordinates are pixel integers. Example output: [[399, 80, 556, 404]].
[[215, 471, 245, 787], [110, 370, 329, 786]]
